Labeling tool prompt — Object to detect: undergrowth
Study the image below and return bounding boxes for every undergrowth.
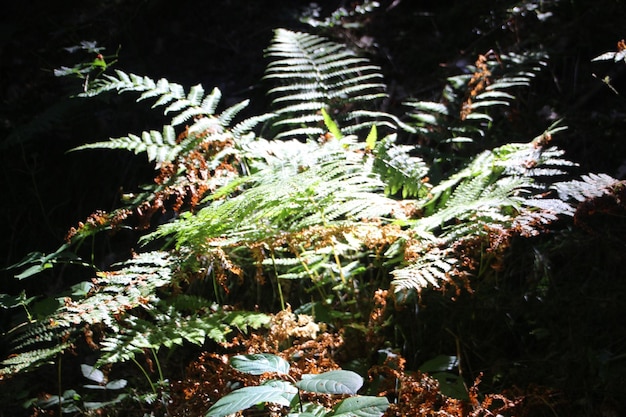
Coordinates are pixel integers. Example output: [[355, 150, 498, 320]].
[[1, 8, 624, 417]]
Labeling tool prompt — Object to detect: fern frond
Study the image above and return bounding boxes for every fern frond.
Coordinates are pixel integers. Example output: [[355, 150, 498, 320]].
[[391, 250, 457, 292], [264, 29, 391, 139], [143, 137, 402, 298], [163, 154, 394, 248], [0, 344, 71, 376], [98, 303, 228, 364], [390, 128, 579, 293], [97, 295, 272, 364], [405, 50, 549, 146], [553, 173, 618, 202], [72, 125, 182, 168], [76, 70, 262, 170], [1, 252, 173, 375], [373, 134, 430, 198]]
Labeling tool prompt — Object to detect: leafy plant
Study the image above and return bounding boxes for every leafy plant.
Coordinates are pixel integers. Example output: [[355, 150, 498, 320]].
[[264, 28, 409, 139], [2, 19, 622, 417], [404, 49, 549, 162], [206, 353, 389, 417], [27, 364, 128, 415]]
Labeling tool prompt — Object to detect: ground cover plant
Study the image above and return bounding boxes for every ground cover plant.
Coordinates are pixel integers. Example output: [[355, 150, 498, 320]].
[[1, 1, 626, 416]]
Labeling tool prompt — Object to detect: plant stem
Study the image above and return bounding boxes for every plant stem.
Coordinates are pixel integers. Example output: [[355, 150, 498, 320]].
[[57, 353, 63, 416], [270, 250, 286, 310], [131, 356, 157, 394], [151, 348, 164, 383]]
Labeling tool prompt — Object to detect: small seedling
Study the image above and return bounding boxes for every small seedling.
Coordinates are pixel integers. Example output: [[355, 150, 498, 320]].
[[206, 353, 389, 417]]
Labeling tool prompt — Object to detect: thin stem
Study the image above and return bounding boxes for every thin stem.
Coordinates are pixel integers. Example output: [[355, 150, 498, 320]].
[[290, 242, 327, 300], [57, 353, 63, 416], [212, 269, 221, 305], [131, 356, 157, 394], [151, 348, 164, 383], [270, 250, 286, 310], [307, 195, 350, 304], [445, 328, 469, 395]]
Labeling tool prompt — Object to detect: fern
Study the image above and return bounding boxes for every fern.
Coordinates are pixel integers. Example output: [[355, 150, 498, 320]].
[[391, 249, 457, 292], [4, 24, 616, 400], [0, 345, 71, 376], [553, 173, 618, 203], [64, 70, 277, 230], [148, 137, 398, 250], [264, 29, 404, 139], [74, 72, 268, 165], [372, 133, 430, 198], [0, 252, 173, 375], [404, 50, 549, 147], [98, 298, 270, 364], [73, 125, 183, 168], [389, 124, 579, 294]]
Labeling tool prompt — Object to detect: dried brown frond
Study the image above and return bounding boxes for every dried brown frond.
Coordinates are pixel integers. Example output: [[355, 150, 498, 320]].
[[574, 180, 626, 234], [65, 208, 132, 241], [460, 51, 500, 121], [366, 289, 389, 347], [169, 352, 260, 417]]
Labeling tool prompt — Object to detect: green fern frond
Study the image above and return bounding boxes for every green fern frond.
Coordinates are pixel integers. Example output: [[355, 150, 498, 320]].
[[264, 28, 389, 139], [76, 70, 263, 171], [373, 134, 430, 198], [143, 137, 400, 298], [1, 252, 173, 375], [72, 125, 183, 168], [390, 129, 578, 293], [553, 173, 618, 203], [405, 50, 549, 146], [96, 295, 271, 364], [0, 344, 71, 376], [391, 250, 457, 292], [157, 151, 394, 249], [98, 303, 230, 364]]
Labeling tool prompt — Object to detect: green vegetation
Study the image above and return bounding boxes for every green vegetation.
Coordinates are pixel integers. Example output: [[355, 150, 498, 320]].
[[1, 1, 625, 416]]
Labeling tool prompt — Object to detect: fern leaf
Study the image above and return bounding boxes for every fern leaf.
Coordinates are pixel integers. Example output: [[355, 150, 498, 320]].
[[218, 99, 250, 126], [72, 125, 181, 168], [553, 173, 617, 203], [264, 29, 392, 138], [391, 250, 457, 292], [373, 134, 430, 198]]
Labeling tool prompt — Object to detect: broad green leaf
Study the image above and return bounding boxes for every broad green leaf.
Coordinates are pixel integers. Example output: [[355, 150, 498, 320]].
[[263, 379, 298, 404], [205, 385, 291, 417], [230, 353, 290, 375], [330, 396, 390, 417], [105, 379, 128, 390], [81, 364, 105, 383], [431, 372, 468, 400], [296, 370, 363, 395], [419, 355, 458, 373]]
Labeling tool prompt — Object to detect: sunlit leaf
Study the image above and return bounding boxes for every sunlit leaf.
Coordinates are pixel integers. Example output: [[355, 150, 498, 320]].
[[419, 355, 458, 373], [230, 353, 290, 375], [296, 370, 363, 395], [205, 385, 291, 417], [81, 364, 105, 383], [329, 396, 390, 417]]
